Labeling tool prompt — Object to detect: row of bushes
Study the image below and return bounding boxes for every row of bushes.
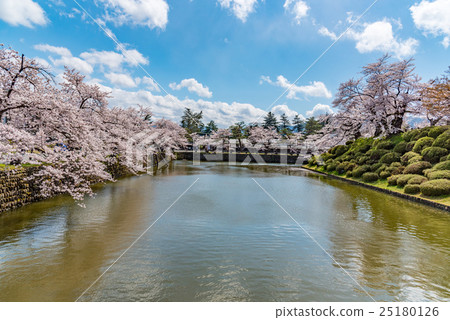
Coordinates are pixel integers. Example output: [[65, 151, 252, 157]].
[[308, 126, 450, 197]]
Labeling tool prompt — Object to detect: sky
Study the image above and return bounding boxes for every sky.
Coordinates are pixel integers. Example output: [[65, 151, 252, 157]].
[[0, 0, 449, 127]]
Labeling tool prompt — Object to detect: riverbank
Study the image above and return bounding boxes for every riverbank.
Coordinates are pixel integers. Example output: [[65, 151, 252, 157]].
[[303, 165, 450, 212]]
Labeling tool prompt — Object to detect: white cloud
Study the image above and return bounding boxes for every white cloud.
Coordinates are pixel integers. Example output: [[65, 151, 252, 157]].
[[34, 44, 94, 74], [318, 26, 338, 40], [218, 0, 258, 22], [411, 0, 450, 48], [169, 78, 213, 98], [319, 19, 419, 58], [0, 0, 48, 28], [105, 72, 138, 88], [99, 0, 169, 29], [261, 75, 332, 99], [271, 104, 305, 120], [305, 104, 334, 117], [284, 0, 309, 24], [142, 76, 161, 92], [79, 48, 148, 71]]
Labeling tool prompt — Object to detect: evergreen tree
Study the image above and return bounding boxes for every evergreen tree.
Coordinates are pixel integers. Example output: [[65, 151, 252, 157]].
[[263, 112, 278, 130], [279, 113, 291, 131], [292, 114, 304, 133], [203, 120, 218, 135], [304, 117, 323, 136], [229, 121, 248, 151], [180, 108, 204, 134]]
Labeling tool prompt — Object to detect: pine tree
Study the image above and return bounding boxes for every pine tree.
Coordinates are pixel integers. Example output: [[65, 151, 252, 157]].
[[304, 117, 323, 136], [263, 112, 278, 130], [180, 108, 204, 134], [279, 113, 291, 130], [292, 114, 304, 133], [203, 120, 218, 135]]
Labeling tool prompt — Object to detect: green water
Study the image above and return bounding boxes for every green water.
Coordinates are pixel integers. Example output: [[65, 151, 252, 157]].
[[0, 161, 448, 301]]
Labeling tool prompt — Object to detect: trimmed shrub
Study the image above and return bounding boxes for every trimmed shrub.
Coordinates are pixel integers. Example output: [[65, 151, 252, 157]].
[[380, 171, 391, 179], [390, 162, 403, 167], [404, 184, 421, 194], [326, 163, 337, 172], [408, 155, 423, 164], [404, 161, 432, 174], [420, 179, 450, 196], [362, 172, 379, 182], [388, 175, 401, 186], [421, 147, 448, 163], [432, 130, 450, 149], [387, 165, 404, 175], [428, 126, 449, 139], [380, 152, 401, 164], [393, 141, 408, 154], [368, 149, 390, 160], [401, 151, 420, 165], [352, 165, 370, 178], [331, 145, 349, 156], [403, 129, 420, 142], [433, 160, 450, 171], [412, 137, 434, 153], [408, 175, 428, 185], [308, 156, 317, 166], [397, 174, 418, 187], [371, 163, 384, 171], [346, 171, 353, 178], [375, 164, 388, 174], [336, 161, 355, 174], [377, 140, 395, 150], [423, 168, 436, 178], [406, 141, 416, 152], [357, 156, 369, 165], [428, 170, 450, 180]]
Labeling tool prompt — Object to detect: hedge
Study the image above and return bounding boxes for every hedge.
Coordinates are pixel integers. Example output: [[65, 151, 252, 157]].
[[407, 175, 428, 185], [388, 175, 401, 186], [412, 137, 435, 153], [397, 174, 420, 187], [420, 179, 450, 196], [352, 165, 370, 178], [404, 184, 421, 194], [362, 172, 379, 182], [428, 126, 449, 139], [380, 152, 401, 164], [393, 141, 408, 154], [433, 160, 450, 171], [432, 130, 450, 149], [427, 170, 450, 180], [403, 161, 432, 174], [401, 151, 420, 165], [421, 147, 448, 163]]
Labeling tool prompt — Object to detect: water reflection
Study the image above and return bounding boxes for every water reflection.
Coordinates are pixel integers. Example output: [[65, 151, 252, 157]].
[[0, 161, 448, 301]]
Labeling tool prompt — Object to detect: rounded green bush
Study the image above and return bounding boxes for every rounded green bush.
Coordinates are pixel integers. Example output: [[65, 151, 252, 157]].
[[421, 147, 448, 163], [357, 156, 369, 165], [404, 184, 421, 194], [331, 145, 349, 156], [404, 161, 432, 174], [407, 175, 428, 185], [352, 165, 370, 178], [362, 172, 379, 182], [336, 161, 355, 174], [326, 163, 337, 172], [393, 141, 408, 154], [432, 130, 450, 149], [408, 155, 423, 164], [403, 129, 420, 142], [412, 137, 435, 153], [423, 168, 436, 178], [401, 151, 420, 165], [375, 164, 388, 174], [380, 152, 401, 164], [390, 162, 403, 167], [346, 171, 353, 178], [371, 163, 384, 171], [308, 156, 317, 166], [428, 126, 449, 139], [433, 160, 450, 171], [427, 170, 450, 180], [406, 141, 416, 152], [388, 175, 401, 186], [377, 140, 395, 150], [397, 174, 418, 187], [420, 179, 450, 196], [367, 149, 389, 160], [380, 171, 391, 179]]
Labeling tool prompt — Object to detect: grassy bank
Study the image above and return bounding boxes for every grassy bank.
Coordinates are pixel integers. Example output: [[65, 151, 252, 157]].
[[307, 125, 450, 208]]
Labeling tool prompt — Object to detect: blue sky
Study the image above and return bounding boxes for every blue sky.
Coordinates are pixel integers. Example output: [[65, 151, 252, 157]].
[[0, 0, 449, 126]]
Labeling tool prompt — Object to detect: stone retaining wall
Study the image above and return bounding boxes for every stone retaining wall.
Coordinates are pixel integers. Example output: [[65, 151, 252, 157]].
[[0, 168, 41, 213], [176, 151, 307, 165]]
